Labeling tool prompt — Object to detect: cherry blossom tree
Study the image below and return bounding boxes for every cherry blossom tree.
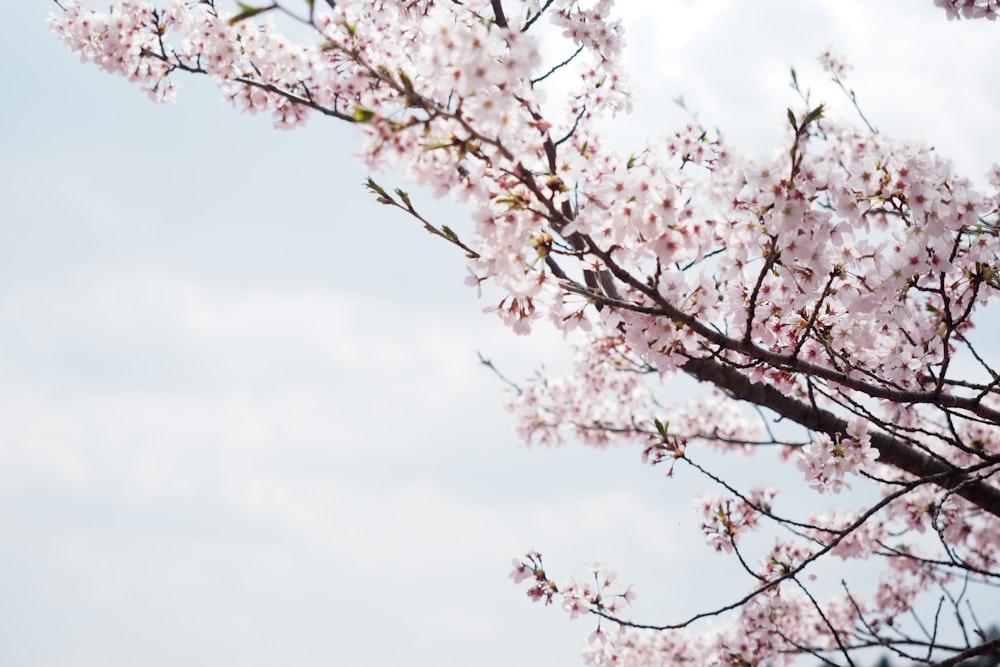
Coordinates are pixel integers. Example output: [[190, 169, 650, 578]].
[[50, 1, 1000, 665]]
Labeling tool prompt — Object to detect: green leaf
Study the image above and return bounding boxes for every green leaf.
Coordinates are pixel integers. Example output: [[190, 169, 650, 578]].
[[229, 3, 272, 25], [786, 107, 798, 132], [352, 106, 375, 123], [803, 103, 826, 127], [394, 188, 411, 207], [364, 177, 393, 205], [398, 69, 416, 98], [364, 177, 386, 196]]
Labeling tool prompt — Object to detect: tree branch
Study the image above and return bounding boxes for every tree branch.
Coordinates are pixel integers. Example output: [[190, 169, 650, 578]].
[[682, 356, 1000, 518], [928, 636, 1000, 667], [490, 0, 508, 28]]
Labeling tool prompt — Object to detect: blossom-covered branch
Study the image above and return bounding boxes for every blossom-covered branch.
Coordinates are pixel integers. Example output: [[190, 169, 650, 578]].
[[51, 1, 1000, 665]]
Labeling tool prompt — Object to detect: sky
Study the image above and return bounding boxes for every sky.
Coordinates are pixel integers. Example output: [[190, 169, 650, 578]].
[[1, 2, 998, 666]]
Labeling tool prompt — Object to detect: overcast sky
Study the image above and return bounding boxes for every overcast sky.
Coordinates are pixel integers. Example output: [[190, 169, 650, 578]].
[[1, 2, 998, 666]]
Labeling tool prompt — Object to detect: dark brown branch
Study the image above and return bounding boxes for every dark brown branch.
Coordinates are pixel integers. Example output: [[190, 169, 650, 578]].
[[681, 356, 1000, 518], [744, 233, 779, 344], [139, 48, 359, 123], [532, 44, 585, 85], [928, 636, 1000, 667], [490, 0, 508, 27], [590, 474, 931, 632], [582, 240, 1000, 425], [522, 0, 555, 31]]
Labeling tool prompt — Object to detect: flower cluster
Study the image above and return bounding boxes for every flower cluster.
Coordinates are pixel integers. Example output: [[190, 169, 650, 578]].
[[49, 0, 179, 102], [505, 332, 655, 447], [797, 418, 879, 493], [696, 487, 777, 553], [510, 553, 635, 665], [806, 509, 884, 560], [817, 45, 852, 78], [934, 0, 1000, 20]]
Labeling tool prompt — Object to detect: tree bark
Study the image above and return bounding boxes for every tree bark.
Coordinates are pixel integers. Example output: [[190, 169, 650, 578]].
[[682, 357, 1000, 519]]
